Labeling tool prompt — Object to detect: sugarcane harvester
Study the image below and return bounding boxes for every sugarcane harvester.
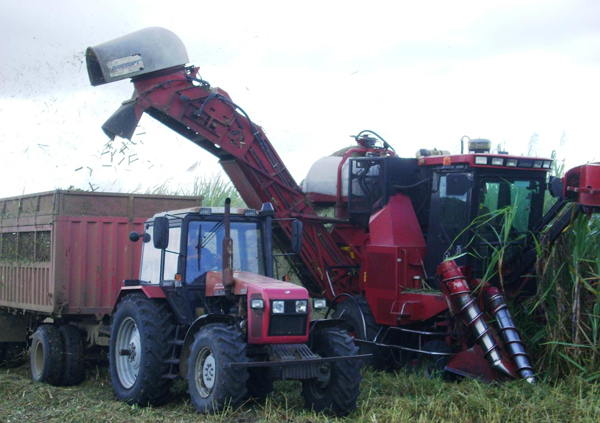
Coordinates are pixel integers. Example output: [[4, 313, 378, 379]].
[[87, 27, 600, 384]]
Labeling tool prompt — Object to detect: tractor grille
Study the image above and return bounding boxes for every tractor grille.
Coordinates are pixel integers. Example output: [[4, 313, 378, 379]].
[[268, 315, 307, 336]]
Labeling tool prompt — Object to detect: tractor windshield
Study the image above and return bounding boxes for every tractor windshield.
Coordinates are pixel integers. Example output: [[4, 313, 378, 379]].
[[185, 220, 264, 284]]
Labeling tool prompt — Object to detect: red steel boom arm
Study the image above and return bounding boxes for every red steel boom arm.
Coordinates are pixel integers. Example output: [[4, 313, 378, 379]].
[[118, 67, 358, 298]]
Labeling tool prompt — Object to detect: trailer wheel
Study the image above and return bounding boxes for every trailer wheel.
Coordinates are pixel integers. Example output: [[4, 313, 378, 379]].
[[302, 328, 361, 416], [332, 295, 378, 367], [30, 325, 64, 385], [110, 294, 175, 406], [246, 367, 274, 403], [187, 323, 248, 414], [59, 325, 84, 386]]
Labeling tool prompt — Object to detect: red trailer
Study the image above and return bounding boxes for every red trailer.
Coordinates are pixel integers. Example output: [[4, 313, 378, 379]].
[[0, 190, 202, 378]]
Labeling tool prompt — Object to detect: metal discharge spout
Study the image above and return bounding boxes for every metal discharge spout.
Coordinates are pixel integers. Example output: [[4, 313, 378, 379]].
[[437, 260, 517, 379]]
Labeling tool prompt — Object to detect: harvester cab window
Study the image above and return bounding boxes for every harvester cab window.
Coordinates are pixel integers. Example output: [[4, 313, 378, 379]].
[[478, 179, 542, 233], [472, 177, 544, 278], [185, 220, 264, 284]]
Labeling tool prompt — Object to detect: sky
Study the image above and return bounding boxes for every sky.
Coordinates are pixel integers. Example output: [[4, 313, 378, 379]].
[[1, 0, 599, 199]]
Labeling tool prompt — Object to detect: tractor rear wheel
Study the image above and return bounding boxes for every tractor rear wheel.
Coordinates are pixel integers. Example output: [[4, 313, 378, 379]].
[[109, 294, 175, 406], [187, 323, 248, 414], [301, 328, 361, 416], [30, 325, 64, 385]]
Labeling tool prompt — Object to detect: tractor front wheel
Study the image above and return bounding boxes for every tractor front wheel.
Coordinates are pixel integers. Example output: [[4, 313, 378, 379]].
[[301, 328, 362, 416], [187, 323, 248, 414]]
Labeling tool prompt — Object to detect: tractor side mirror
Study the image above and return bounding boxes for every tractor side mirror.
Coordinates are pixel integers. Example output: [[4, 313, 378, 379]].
[[129, 231, 151, 243], [291, 220, 303, 253], [153, 217, 170, 249]]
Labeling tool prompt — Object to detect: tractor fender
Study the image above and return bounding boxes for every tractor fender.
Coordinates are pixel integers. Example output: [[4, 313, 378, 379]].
[[179, 314, 236, 377], [114, 285, 166, 306], [111, 286, 168, 318]]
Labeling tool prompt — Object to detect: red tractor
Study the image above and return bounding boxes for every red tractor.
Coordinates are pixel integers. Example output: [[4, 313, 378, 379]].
[[87, 28, 600, 384], [111, 199, 363, 415]]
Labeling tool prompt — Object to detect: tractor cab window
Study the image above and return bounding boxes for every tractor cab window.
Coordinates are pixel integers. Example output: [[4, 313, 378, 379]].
[[140, 226, 161, 284], [185, 220, 264, 284], [138, 224, 181, 283], [163, 226, 181, 281]]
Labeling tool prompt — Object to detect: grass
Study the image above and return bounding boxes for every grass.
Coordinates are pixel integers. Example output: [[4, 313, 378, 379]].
[[143, 174, 245, 208], [2, 362, 600, 422]]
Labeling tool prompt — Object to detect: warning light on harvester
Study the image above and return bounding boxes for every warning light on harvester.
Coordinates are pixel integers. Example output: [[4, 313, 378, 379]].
[[443, 156, 451, 166]]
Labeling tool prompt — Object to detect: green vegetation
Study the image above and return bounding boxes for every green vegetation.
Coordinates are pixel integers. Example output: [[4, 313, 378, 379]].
[[2, 363, 600, 422], [144, 174, 245, 208], [529, 213, 600, 381]]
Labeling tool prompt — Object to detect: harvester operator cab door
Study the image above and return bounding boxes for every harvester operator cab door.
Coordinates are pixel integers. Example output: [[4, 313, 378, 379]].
[[425, 171, 473, 279]]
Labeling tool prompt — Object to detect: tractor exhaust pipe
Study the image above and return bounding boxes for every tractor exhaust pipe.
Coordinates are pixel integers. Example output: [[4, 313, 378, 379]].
[[222, 198, 234, 288], [484, 288, 536, 384], [438, 261, 517, 380]]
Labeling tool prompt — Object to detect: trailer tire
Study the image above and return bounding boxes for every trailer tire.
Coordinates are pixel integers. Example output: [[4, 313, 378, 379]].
[[302, 328, 361, 416], [59, 325, 85, 386], [332, 295, 379, 367], [246, 367, 274, 403], [110, 294, 175, 406], [187, 323, 248, 414], [30, 325, 64, 386]]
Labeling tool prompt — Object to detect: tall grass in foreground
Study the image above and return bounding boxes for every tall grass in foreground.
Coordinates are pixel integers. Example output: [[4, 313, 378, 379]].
[[144, 174, 245, 207], [2, 363, 600, 422]]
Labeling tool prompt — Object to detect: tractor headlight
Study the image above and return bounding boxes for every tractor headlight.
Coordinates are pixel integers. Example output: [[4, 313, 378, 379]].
[[295, 300, 308, 313], [272, 301, 285, 314], [250, 299, 264, 310], [313, 298, 327, 309]]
